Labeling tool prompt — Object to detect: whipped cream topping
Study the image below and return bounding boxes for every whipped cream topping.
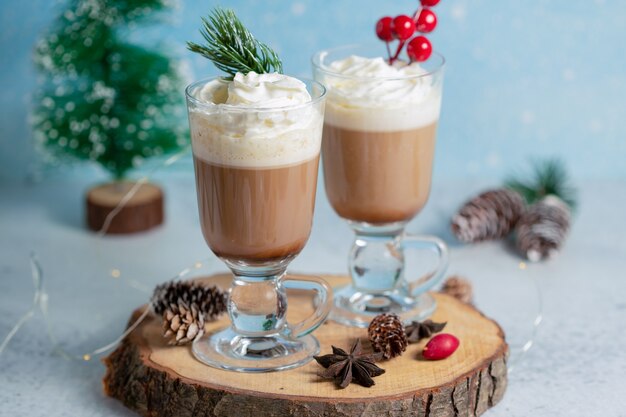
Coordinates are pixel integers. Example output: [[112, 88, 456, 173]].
[[327, 55, 427, 78], [318, 55, 442, 132], [196, 72, 312, 108], [189, 72, 323, 167]]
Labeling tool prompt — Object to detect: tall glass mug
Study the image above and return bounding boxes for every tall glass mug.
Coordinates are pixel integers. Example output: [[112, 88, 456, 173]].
[[185, 77, 331, 372], [313, 45, 449, 327]]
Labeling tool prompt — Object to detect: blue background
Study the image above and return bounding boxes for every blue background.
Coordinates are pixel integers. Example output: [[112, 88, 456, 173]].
[[1, 0, 625, 183]]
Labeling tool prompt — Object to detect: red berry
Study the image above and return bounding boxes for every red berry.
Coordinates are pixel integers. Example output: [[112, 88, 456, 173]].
[[407, 36, 433, 62], [392, 15, 416, 41], [422, 333, 459, 360], [376, 16, 394, 42], [416, 8, 437, 33], [420, 0, 441, 6]]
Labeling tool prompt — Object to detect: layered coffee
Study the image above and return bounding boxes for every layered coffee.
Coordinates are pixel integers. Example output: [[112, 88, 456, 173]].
[[188, 72, 324, 263], [323, 123, 436, 224], [316, 55, 442, 225], [194, 156, 319, 262]]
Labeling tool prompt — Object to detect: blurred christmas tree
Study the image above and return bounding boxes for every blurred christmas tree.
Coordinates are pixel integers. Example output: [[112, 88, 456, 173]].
[[32, 0, 188, 180]]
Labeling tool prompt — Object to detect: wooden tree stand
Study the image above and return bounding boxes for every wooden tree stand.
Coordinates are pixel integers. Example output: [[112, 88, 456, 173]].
[[103, 275, 508, 417], [86, 181, 164, 234]]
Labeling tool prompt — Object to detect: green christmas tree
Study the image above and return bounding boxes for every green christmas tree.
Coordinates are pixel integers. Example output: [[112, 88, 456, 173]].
[[32, 0, 188, 180]]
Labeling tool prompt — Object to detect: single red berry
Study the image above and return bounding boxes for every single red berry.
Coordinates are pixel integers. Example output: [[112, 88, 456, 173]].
[[422, 333, 459, 360], [407, 36, 433, 62], [392, 15, 416, 41], [376, 16, 394, 41], [416, 8, 437, 33], [420, 0, 441, 6]]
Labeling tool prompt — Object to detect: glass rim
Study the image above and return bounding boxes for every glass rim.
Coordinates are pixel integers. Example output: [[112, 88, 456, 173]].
[[311, 44, 445, 81], [185, 76, 327, 113]]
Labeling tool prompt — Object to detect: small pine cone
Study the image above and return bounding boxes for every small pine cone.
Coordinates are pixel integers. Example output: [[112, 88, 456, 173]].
[[516, 195, 571, 262], [152, 281, 227, 345], [152, 281, 227, 320], [452, 188, 526, 243], [162, 302, 204, 345], [368, 313, 408, 359], [440, 276, 473, 304]]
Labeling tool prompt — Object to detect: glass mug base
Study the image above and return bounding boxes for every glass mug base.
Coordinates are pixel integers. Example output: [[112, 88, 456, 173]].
[[330, 285, 437, 328], [192, 327, 320, 372]]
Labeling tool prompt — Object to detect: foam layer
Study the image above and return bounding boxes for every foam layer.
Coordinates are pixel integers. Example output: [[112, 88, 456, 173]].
[[318, 55, 442, 132], [188, 73, 323, 167]]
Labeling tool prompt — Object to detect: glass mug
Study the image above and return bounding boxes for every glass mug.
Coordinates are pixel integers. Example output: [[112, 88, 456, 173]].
[[312, 45, 449, 327], [185, 77, 331, 372]]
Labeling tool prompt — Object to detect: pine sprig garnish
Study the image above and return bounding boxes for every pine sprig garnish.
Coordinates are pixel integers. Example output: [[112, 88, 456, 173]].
[[506, 158, 577, 209], [187, 8, 283, 79]]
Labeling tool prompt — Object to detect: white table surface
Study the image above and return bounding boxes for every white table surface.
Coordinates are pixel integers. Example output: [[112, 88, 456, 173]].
[[1, 173, 625, 417]]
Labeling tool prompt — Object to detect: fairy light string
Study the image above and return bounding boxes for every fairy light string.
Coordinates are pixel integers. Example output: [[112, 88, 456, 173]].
[[1, 254, 544, 369], [0, 146, 200, 361], [97, 146, 191, 236], [0, 254, 214, 362], [508, 261, 544, 375], [0, 253, 43, 357]]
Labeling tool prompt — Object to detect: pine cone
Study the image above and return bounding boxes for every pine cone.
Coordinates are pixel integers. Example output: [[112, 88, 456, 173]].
[[152, 281, 226, 319], [440, 276, 473, 304], [152, 281, 227, 345], [452, 188, 526, 243], [368, 313, 408, 359], [162, 301, 204, 345], [516, 195, 571, 262]]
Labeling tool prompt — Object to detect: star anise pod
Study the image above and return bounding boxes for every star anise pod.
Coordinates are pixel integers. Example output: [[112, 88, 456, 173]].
[[405, 319, 447, 343], [314, 339, 385, 388]]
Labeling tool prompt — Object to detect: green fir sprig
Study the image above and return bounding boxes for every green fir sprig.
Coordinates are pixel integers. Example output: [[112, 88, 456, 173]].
[[506, 158, 578, 209], [187, 7, 283, 79]]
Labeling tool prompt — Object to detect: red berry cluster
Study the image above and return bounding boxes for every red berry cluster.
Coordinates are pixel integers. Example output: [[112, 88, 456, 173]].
[[375, 0, 440, 63]]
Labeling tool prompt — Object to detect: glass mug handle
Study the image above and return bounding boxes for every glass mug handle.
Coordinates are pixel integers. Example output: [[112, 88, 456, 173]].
[[283, 274, 333, 338], [400, 234, 450, 296]]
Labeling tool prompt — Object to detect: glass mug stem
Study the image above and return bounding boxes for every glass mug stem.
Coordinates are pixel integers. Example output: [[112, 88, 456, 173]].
[[192, 265, 333, 372], [349, 231, 405, 293], [332, 225, 449, 327], [228, 267, 332, 338]]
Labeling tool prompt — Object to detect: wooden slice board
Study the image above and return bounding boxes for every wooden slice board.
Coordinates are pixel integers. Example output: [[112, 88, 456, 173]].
[[103, 274, 508, 417], [86, 181, 164, 234]]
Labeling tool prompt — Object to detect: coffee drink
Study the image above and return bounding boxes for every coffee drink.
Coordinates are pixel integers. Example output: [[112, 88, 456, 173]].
[[322, 123, 436, 224], [316, 55, 442, 225], [187, 72, 324, 263], [193, 156, 319, 262]]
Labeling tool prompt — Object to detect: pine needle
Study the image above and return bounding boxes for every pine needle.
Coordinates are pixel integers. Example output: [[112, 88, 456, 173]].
[[187, 7, 283, 79], [506, 158, 578, 209]]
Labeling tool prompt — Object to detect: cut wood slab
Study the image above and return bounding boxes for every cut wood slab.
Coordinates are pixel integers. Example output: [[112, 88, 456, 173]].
[[86, 181, 163, 234], [103, 274, 508, 417]]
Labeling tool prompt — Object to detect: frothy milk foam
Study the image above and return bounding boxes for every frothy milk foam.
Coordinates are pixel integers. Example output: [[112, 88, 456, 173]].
[[188, 72, 323, 167], [317, 55, 441, 132]]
